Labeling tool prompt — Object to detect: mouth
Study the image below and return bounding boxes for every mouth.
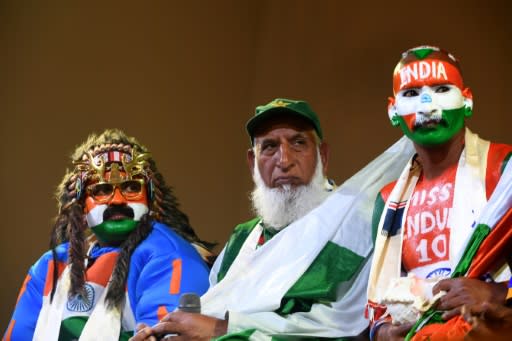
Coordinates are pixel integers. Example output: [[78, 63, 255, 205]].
[[414, 117, 445, 130], [273, 176, 301, 187], [103, 205, 135, 221]]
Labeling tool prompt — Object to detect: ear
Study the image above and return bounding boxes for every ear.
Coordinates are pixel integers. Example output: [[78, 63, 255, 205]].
[[387, 96, 400, 126], [319, 142, 329, 176], [247, 148, 256, 176], [462, 87, 473, 118]]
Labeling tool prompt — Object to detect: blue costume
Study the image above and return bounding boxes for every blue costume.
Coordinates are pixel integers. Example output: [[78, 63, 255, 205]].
[[4, 222, 210, 341]]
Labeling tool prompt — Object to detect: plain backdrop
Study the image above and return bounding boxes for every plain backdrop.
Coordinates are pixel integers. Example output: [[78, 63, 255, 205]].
[[1, 0, 511, 331]]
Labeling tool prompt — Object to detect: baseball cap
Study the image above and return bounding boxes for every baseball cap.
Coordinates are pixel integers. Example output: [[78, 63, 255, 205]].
[[246, 98, 323, 144]]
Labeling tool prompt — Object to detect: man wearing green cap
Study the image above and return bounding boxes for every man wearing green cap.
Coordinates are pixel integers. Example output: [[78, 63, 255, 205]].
[[131, 98, 383, 340]]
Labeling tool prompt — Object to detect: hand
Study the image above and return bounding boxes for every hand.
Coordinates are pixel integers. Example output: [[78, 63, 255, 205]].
[[463, 302, 512, 341], [129, 323, 158, 341], [374, 321, 414, 341], [151, 311, 227, 341], [433, 278, 507, 320]]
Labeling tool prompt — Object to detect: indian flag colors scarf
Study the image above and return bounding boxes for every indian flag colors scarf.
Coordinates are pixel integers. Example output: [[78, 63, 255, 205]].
[[367, 128, 512, 339]]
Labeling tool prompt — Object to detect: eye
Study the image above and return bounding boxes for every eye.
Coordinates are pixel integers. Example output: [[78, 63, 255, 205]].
[[121, 180, 142, 194], [402, 89, 419, 97], [90, 183, 114, 197], [292, 138, 307, 146], [435, 85, 451, 93], [261, 141, 277, 153]]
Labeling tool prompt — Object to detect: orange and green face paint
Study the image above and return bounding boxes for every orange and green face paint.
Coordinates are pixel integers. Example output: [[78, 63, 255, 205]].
[[387, 46, 473, 146]]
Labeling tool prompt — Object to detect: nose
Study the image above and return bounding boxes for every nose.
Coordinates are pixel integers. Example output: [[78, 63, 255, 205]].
[[276, 143, 293, 170], [418, 106, 438, 116], [418, 90, 438, 116], [109, 187, 127, 205]]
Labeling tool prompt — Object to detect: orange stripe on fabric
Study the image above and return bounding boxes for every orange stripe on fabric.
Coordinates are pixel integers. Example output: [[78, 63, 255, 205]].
[[86, 252, 118, 286], [157, 305, 169, 321], [3, 319, 15, 341], [169, 259, 182, 294], [15, 275, 31, 306], [43, 260, 66, 296], [411, 315, 470, 341], [468, 208, 512, 277], [485, 144, 512, 199]]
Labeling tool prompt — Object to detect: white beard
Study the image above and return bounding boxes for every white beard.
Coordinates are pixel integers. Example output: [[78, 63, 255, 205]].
[[250, 150, 330, 230]]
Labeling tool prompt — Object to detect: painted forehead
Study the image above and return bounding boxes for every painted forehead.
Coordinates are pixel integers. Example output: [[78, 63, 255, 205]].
[[393, 47, 464, 94]]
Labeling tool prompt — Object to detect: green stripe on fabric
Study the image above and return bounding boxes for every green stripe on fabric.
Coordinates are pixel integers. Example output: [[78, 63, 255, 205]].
[[217, 218, 260, 282], [371, 193, 386, 243], [59, 316, 88, 341], [501, 152, 512, 174], [215, 329, 352, 341], [278, 241, 366, 315], [213, 328, 256, 340], [59, 316, 132, 341]]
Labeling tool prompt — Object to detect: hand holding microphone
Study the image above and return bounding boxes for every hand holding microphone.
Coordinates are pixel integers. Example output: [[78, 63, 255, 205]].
[[177, 292, 201, 313], [158, 293, 201, 340]]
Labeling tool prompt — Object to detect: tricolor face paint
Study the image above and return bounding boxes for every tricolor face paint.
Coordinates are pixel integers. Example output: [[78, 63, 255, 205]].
[[387, 46, 473, 146]]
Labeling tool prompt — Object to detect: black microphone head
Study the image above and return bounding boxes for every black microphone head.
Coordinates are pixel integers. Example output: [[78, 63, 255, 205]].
[[178, 293, 201, 313]]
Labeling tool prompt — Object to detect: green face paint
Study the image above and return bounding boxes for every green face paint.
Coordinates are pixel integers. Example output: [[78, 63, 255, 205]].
[[395, 106, 469, 146], [91, 219, 138, 244]]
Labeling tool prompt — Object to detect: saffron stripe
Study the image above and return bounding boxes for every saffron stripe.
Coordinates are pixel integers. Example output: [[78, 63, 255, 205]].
[[15, 275, 31, 306], [157, 305, 169, 321], [43, 260, 66, 296], [3, 319, 15, 341], [169, 259, 182, 294]]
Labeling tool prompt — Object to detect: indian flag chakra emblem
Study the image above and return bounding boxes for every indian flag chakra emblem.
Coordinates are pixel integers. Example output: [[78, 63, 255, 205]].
[[66, 283, 95, 312]]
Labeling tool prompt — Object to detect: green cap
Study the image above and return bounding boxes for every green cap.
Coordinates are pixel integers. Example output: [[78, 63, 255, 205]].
[[246, 98, 323, 144]]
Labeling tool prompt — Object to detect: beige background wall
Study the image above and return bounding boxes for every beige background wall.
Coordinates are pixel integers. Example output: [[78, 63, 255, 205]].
[[1, 0, 510, 330]]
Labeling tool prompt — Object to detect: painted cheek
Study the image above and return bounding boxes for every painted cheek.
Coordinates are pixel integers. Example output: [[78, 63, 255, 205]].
[[84, 196, 99, 214], [433, 92, 464, 110], [402, 114, 416, 130], [128, 189, 149, 205]]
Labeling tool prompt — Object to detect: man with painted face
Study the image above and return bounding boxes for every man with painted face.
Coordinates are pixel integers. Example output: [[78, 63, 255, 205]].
[[3, 129, 212, 341], [366, 46, 512, 341], [130, 98, 377, 340]]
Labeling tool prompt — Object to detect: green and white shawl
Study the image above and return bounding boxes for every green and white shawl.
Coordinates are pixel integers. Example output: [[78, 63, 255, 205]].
[[201, 137, 415, 340]]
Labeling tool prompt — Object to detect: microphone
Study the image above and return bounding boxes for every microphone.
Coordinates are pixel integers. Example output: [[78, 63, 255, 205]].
[[158, 293, 201, 340], [178, 292, 201, 313]]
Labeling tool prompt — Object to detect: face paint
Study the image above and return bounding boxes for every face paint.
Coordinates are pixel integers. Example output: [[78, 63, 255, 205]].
[[393, 59, 464, 95], [84, 169, 149, 244], [390, 85, 471, 146]]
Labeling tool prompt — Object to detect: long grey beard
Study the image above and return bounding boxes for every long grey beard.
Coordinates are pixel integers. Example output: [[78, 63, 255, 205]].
[[250, 152, 330, 230]]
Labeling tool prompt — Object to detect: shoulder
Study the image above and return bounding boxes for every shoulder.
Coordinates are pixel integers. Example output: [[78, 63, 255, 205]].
[[29, 243, 69, 280], [379, 180, 398, 203], [225, 217, 261, 246], [133, 222, 204, 260], [485, 142, 512, 198], [487, 142, 512, 172], [232, 217, 261, 234], [214, 218, 260, 283]]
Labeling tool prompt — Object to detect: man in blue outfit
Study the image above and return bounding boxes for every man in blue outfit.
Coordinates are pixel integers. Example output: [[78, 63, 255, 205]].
[[3, 129, 212, 341]]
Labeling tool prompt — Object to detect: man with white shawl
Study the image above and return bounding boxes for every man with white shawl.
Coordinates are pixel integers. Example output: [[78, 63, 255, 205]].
[[366, 46, 512, 341], [130, 98, 415, 341]]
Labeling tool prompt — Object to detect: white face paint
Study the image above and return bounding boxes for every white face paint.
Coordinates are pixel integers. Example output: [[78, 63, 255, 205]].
[[85, 203, 149, 227], [393, 84, 465, 121]]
